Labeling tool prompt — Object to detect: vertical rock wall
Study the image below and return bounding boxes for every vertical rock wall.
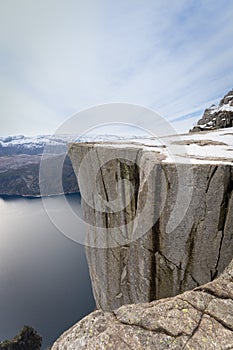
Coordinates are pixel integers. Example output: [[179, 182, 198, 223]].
[[69, 143, 233, 311]]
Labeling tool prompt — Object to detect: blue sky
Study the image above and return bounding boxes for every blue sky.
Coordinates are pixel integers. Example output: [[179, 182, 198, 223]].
[[1, 0, 233, 136]]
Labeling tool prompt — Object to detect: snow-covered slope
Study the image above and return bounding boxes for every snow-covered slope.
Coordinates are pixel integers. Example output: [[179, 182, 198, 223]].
[[0, 135, 66, 155], [0, 134, 142, 156]]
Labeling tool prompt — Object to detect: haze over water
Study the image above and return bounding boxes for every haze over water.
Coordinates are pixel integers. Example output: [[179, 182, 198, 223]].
[[0, 194, 95, 349]]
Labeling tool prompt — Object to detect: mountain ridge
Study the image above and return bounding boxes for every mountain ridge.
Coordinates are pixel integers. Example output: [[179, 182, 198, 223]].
[[191, 88, 233, 132]]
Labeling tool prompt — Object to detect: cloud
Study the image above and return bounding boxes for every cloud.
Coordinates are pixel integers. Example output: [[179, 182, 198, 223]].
[[0, 78, 59, 135], [0, 0, 233, 135]]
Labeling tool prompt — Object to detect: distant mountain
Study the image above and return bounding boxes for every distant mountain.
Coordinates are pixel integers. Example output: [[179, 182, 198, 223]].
[[0, 135, 73, 197], [190, 88, 233, 132], [0, 134, 140, 197], [0, 154, 79, 197], [0, 134, 140, 156], [0, 135, 69, 156]]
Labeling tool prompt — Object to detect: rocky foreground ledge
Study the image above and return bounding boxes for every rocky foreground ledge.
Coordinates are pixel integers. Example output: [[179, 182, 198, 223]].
[[52, 259, 233, 349]]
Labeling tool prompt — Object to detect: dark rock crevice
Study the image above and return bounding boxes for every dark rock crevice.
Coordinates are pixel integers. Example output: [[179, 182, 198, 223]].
[[212, 170, 233, 280], [206, 165, 218, 193], [181, 223, 198, 291]]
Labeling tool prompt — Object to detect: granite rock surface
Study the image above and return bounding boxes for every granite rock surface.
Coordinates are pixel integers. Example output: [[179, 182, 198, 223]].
[[51, 258, 233, 350], [69, 142, 233, 311]]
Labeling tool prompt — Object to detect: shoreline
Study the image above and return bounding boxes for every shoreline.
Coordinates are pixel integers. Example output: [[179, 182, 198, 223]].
[[0, 191, 80, 200]]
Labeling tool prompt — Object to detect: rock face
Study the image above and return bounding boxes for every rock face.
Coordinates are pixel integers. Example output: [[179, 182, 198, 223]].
[[190, 88, 233, 132], [0, 326, 42, 350], [51, 259, 233, 349], [50, 133, 233, 349], [69, 142, 233, 312]]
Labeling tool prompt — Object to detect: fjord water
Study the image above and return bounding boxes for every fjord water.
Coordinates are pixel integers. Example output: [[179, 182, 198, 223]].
[[0, 194, 95, 349]]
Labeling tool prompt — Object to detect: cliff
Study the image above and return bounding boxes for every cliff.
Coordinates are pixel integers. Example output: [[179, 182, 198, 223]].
[[68, 129, 233, 311], [52, 128, 233, 349]]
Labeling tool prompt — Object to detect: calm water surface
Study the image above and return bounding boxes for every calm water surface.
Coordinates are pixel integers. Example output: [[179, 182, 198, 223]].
[[0, 194, 95, 349]]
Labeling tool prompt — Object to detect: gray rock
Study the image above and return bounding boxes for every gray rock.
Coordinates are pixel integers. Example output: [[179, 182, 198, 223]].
[[190, 89, 233, 132], [69, 143, 233, 311], [51, 259, 233, 349], [55, 139, 233, 349]]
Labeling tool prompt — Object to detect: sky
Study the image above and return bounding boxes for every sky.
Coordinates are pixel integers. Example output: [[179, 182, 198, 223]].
[[1, 0, 233, 136]]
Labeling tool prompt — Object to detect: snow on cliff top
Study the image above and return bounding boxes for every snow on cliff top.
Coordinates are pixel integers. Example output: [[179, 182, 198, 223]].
[[166, 127, 233, 164], [1, 129, 232, 165], [76, 127, 233, 165], [0, 134, 137, 149]]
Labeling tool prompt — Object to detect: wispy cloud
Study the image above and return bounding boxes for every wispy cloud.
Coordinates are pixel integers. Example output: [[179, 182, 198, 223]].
[[0, 0, 233, 135]]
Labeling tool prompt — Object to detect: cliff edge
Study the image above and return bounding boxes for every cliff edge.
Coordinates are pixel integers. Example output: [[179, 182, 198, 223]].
[[68, 129, 233, 311], [52, 128, 232, 349]]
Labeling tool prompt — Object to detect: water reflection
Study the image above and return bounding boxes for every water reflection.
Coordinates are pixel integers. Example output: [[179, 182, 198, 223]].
[[0, 194, 95, 349]]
